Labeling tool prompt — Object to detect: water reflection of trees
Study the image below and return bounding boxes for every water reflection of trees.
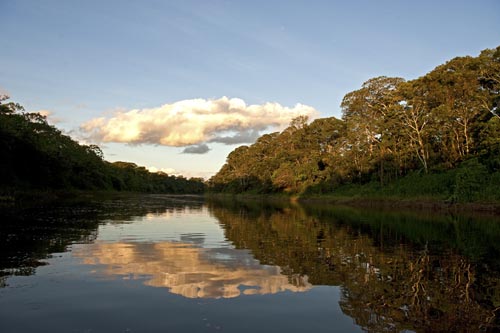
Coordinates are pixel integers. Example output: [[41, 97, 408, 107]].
[[207, 199, 500, 332], [338, 245, 499, 332], [0, 194, 204, 283]]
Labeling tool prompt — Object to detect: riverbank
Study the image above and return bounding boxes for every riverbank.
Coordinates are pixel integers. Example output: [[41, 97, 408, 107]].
[[0, 189, 205, 209], [3, 188, 500, 216], [206, 192, 500, 216], [297, 195, 500, 215]]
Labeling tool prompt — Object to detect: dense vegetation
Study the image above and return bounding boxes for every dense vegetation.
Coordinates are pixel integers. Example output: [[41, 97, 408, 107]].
[[0, 97, 205, 194], [209, 46, 500, 202]]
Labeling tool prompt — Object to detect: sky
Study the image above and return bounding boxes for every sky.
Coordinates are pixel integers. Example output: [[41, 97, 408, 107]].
[[1, 0, 499, 178]]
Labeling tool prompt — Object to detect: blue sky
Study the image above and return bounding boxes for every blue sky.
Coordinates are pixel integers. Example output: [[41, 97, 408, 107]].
[[1, 0, 499, 178]]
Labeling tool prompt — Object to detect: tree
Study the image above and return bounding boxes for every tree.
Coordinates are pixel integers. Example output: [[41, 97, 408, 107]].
[[341, 76, 406, 181], [424, 56, 491, 164], [477, 46, 500, 119], [0, 95, 24, 114], [210, 46, 500, 195], [0, 97, 205, 194], [396, 80, 436, 173]]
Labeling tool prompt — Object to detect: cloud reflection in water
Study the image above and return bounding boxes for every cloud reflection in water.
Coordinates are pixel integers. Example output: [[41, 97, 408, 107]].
[[74, 240, 311, 299]]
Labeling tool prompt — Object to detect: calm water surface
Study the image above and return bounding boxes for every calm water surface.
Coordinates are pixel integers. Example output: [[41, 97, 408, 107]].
[[0, 195, 499, 332]]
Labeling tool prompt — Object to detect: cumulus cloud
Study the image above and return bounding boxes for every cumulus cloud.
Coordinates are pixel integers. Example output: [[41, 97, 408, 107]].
[[182, 144, 210, 154], [80, 97, 318, 147]]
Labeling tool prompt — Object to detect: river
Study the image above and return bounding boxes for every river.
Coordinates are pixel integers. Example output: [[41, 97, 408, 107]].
[[0, 194, 499, 332]]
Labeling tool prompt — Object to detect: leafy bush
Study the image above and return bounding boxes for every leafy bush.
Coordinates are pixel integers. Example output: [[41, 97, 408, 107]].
[[453, 159, 489, 202]]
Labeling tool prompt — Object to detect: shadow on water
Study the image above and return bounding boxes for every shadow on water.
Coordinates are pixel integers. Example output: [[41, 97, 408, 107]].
[[207, 196, 500, 332]]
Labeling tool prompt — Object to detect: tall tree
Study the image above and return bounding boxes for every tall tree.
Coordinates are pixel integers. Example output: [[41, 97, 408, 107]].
[[478, 46, 500, 119], [424, 56, 491, 164], [395, 80, 437, 173], [341, 76, 406, 181]]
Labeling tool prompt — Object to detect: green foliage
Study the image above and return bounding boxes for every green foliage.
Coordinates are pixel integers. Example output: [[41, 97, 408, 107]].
[[209, 116, 346, 194], [210, 46, 500, 203], [0, 97, 205, 194], [454, 159, 490, 202], [383, 171, 456, 199]]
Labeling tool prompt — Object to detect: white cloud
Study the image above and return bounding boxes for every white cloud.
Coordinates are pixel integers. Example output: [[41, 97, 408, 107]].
[[147, 166, 213, 179], [80, 97, 318, 147], [147, 166, 178, 175]]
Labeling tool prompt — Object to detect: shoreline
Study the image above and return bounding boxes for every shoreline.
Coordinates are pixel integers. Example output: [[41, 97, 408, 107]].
[[206, 192, 500, 216], [3, 189, 500, 216], [298, 196, 500, 216], [0, 190, 205, 208]]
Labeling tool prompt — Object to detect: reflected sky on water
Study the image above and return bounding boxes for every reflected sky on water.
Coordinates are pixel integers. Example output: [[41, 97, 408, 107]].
[[73, 208, 311, 299], [0, 195, 499, 332]]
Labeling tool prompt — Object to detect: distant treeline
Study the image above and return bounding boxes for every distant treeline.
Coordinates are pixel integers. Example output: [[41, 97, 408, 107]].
[[0, 98, 205, 194], [209, 46, 500, 202]]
